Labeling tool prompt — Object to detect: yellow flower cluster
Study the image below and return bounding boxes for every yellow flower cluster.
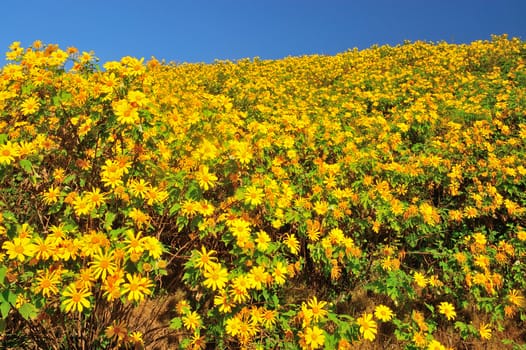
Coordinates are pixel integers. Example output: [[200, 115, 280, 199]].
[[1, 36, 525, 348]]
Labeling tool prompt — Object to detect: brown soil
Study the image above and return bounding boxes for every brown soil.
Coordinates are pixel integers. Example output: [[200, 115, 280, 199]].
[[127, 290, 185, 349]]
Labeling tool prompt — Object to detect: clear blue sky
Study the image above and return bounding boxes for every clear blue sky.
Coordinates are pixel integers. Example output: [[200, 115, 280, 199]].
[[1, 0, 525, 66]]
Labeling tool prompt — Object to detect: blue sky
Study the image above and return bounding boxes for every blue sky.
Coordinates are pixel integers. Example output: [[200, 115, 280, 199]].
[[1, 0, 525, 66]]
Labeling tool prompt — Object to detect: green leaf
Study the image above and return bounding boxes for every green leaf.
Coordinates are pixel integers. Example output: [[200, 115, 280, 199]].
[[63, 174, 76, 185], [262, 289, 269, 301], [19, 159, 32, 173], [272, 294, 280, 308], [0, 265, 7, 286], [454, 321, 467, 332], [18, 302, 38, 320], [1, 210, 16, 223], [104, 211, 116, 230], [109, 227, 127, 240], [0, 290, 13, 319], [21, 84, 34, 95], [185, 183, 201, 200], [169, 317, 182, 330], [0, 301, 10, 319], [53, 91, 72, 106], [424, 303, 435, 313], [203, 109, 214, 117], [327, 312, 340, 323], [169, 203, 180, 216]]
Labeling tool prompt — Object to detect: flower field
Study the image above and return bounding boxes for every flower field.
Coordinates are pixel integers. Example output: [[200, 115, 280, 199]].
[[0, 36, 525, 349]]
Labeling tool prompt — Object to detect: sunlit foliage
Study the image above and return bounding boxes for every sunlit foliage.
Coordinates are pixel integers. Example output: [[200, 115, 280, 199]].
[[0, 35, 525, 348]]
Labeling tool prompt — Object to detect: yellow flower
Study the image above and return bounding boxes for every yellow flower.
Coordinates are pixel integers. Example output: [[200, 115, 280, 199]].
[[454, 252, 467, 264], [102, 172, 123, 189], [307, 296, 328, 322], [78, 231, 106, 258], [145, 187, 168, 205], [284, 233, 300, 255], [203, 263, 229, 291], [75, 267, 96, 290], [190, 333, 206, 350], [428, 275, 443, 288], [313, 200, 329, 215], [474, 254, 490, 270], [192, 246, 218, 271], [128, 331, 143, 346], [175, 299, 191, 315], [463, 206, 478, 219], [90, 250, 117, 280], [272, 261, 288, 285], [248, 265, 269, 290], [121, 273, 153, 303], [128, 178, 150, 199], [232, 274, 252, 292], [180, 199, 198, 217], [58, 238, 80, 261], [41, 185, 62, 205], [128, 207, 151, 228], [413, 271, 428, 288], [182, 310, 202, 331], [357, 312, 377, 341], [235, 313, 257, 340], [105, 322, 128, 342], [113, 99, 139, 124], [472, 232, 487, 246], [32, 236, 57, 261], [142, 236, 164, 259], [419, 202, 440, 225], [249, 306, 265, 326], [72, 195, 92, 216], [427, 339, 446, 350], [14, 294, 28, 309], [194, 165, 218, 191], [225, 316, 242, 337], [303, 325, 325, 349], [196, 200, 215, 216], [214, 290, 233, 313], [438, 301, 456, 320], [84, 187, 106, 208], [0, 141, 19, 165], [228, 218, 251, 237], [2, 237, 36, 261], [328, 228, 344, 245], [306, 219, 321, 242], [21, 96, 40, 115], [123, 229, 145, 256], [504, 305, 517, 318], [34, 270, 61, 297], [479, 322, 492, 340], [262, 309, 277, 330], [230, 140, 252, 164], [229, 284, 249, 304], [412, 331, 427, 347], [101, 272, 124, 302], [127, 90, 148, 107], [61, 283, 91, 313], [508, 289, 525, 308], [374, 304, 394, 322], [243, 185, 264, 206], [255, 231, 271, 252], [121, 56, 145, 76]]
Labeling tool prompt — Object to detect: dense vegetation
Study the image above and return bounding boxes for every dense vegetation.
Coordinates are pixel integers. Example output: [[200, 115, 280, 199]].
[[0, 36, 525, 349]]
